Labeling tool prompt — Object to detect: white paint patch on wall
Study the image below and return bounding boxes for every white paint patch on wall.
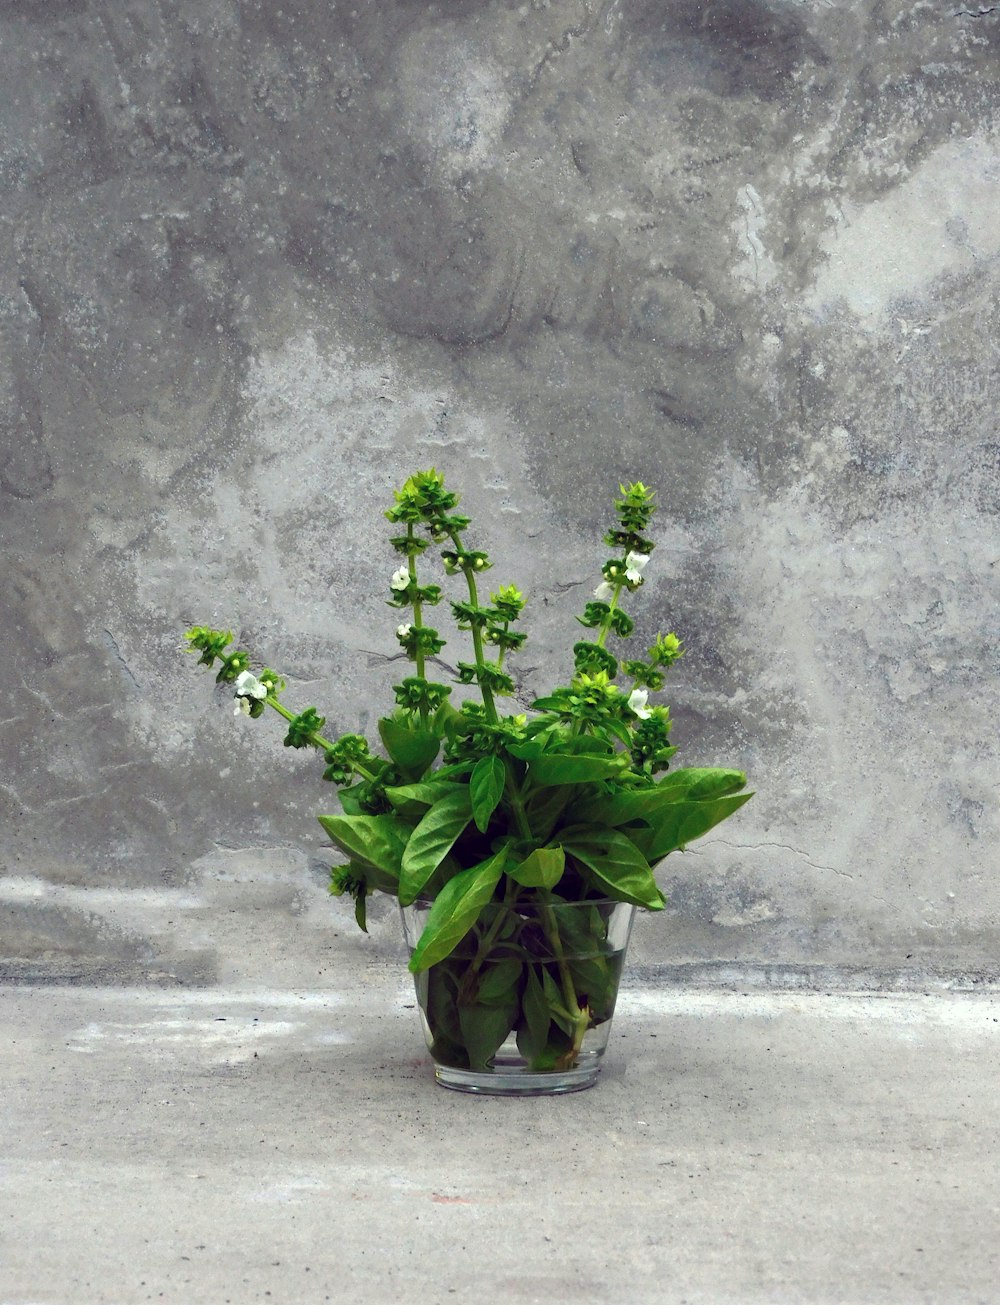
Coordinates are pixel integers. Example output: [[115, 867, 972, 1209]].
[[807, 132, 1000, 320]]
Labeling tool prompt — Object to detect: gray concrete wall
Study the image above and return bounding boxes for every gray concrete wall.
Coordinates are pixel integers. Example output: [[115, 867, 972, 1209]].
[[2, 0, 998, 987]]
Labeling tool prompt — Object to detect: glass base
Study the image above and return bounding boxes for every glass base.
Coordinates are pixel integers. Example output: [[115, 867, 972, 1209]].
[[434, 1060, 601, 1096]]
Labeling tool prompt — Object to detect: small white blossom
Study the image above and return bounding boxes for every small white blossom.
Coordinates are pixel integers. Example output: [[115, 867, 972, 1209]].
[[390, 567, 410, 591], [593, 581, 615, 602], [234, 697, 252, 716], [624, 551, 650, 584], [397, 623, 413, 639], [628, 687, 651, 719], [234, 670, 268, 700]]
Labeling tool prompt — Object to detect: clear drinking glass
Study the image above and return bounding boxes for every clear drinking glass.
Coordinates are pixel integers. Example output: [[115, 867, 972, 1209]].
[[400, 897, 635, 1096]]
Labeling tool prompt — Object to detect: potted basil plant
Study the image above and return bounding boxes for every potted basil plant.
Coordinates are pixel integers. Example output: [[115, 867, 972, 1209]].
[[186, 470, 751, 1094]]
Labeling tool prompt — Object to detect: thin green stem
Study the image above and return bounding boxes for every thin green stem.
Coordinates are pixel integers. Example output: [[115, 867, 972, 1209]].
[[265, 698, 377, 782], [457, 876, 520, 1004], [448, 530, 498, 725], [595, 578, 626, 650], [407, 523, 428, 726], [537, 891, 590, 1066], [502, 760, 533, 840]]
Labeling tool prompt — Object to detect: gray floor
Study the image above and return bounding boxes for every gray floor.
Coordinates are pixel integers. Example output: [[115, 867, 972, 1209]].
[[3, 972, 998, 1304]]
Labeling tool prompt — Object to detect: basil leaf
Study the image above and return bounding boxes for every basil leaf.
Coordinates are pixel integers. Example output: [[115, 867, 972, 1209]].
[[398, 788, 474, 906], [590, 769, 749, 827], [527, 753, 629, 788], [470, 755, 506, 834], [384, 779, 463, 821], [407, 848, 508, 972], [628, 792, 753, 864], [509, 845, 565, 889], [458, 1000, 518, 1072], [561, 827, 665, 910], [316, 813, 407, 891], [377, 716, 440, 780], [516, 966, 552, 1064]]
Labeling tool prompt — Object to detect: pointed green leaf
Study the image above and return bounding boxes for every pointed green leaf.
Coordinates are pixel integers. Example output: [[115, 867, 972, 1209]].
[[528, 753, 629, 788], [384, 779, 463, 820], [628, 792, 753, 864], [590, 769, 749, 827], [317, 813, 407, 892], [407, 848, 508, 972], [657, 768, 748, 801], [516, 966, 552, 1064], [377, 716, 440, 779], [524, 786, 572, 842], [476, 958, 522, 1005], [398, 788, 474, 906], [470, 755, 506, 833], [509, 845, 565, 889], [458, 1000, 518, 1071], [561, 827, 665, 910]]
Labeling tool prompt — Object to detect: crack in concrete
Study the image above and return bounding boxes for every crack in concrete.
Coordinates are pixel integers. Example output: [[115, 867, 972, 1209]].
[[102, 629, 142, 691], [706, 838, 855, 880]]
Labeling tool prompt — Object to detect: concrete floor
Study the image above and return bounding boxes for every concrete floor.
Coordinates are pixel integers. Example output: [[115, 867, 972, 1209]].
[[2, 972, 998, 1305]]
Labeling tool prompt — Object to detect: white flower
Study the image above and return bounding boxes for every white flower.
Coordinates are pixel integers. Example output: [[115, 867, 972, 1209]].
[[396, 623, 413, 639], [624, 551, 650, 584], [234, 670, 268, 700], [390, 567, 410, 591], [234, 697, 252, 716], [593, 581, 615, 601], [628, 687, 651, 719]]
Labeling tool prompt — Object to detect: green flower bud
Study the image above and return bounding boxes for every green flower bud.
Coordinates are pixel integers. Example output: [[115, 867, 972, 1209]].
[[283, 707, 325, 749]]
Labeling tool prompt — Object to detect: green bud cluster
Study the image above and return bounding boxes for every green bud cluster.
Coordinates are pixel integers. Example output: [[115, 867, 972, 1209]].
[[384, 469, 527, 721], [604, 481, 656, 555], [577, 601, 634, 638], [442, 702, 529, 764], [284, 706, 326, 749], [629, 707, 678, 775], [323, 734, 372, 785]]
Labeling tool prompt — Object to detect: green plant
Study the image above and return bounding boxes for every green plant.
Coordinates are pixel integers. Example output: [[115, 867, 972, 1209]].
[[186, 470, 751, 1072]]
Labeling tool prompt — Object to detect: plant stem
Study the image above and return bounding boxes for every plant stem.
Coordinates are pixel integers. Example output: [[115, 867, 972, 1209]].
[[595, 578, 626, 650], [265, 698, 378, 782], [457, 876, 520, 1005], [407, 523, 428, 726], [537, 890, 590, 1063], [448, 530, 498, 725]]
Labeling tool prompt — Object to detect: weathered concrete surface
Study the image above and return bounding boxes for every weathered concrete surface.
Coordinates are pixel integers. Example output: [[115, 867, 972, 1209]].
[[2, 0, 999, 982], [2, 977, 999, 1304]]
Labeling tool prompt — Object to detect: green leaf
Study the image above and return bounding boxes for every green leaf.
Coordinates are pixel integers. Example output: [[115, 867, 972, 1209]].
[[628, 792, 753, 864], [377, 716, 440, 780], [470, 755, 506, 833], [476, 958, 522, 1005], [317, 813, 407, 892], [509, 845, 565, 889], [524, 786, 572, 842], [516, 966, 552, 1064], [458, 1000, 518, 1071], [398, 788, 474, 906], [657, 767, 748, 801], [561, 827, 665, 910], [506, 738, 545, 763], [384, 779, 463, 820], [407, 848, 508, 972], [590, 769, 749, 827], [528, 753, 629, 788]]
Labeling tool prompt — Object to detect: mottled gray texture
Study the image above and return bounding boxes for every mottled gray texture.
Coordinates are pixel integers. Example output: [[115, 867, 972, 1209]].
[[1, 0, 998, 983], [3, 982, 1000, 1303]]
